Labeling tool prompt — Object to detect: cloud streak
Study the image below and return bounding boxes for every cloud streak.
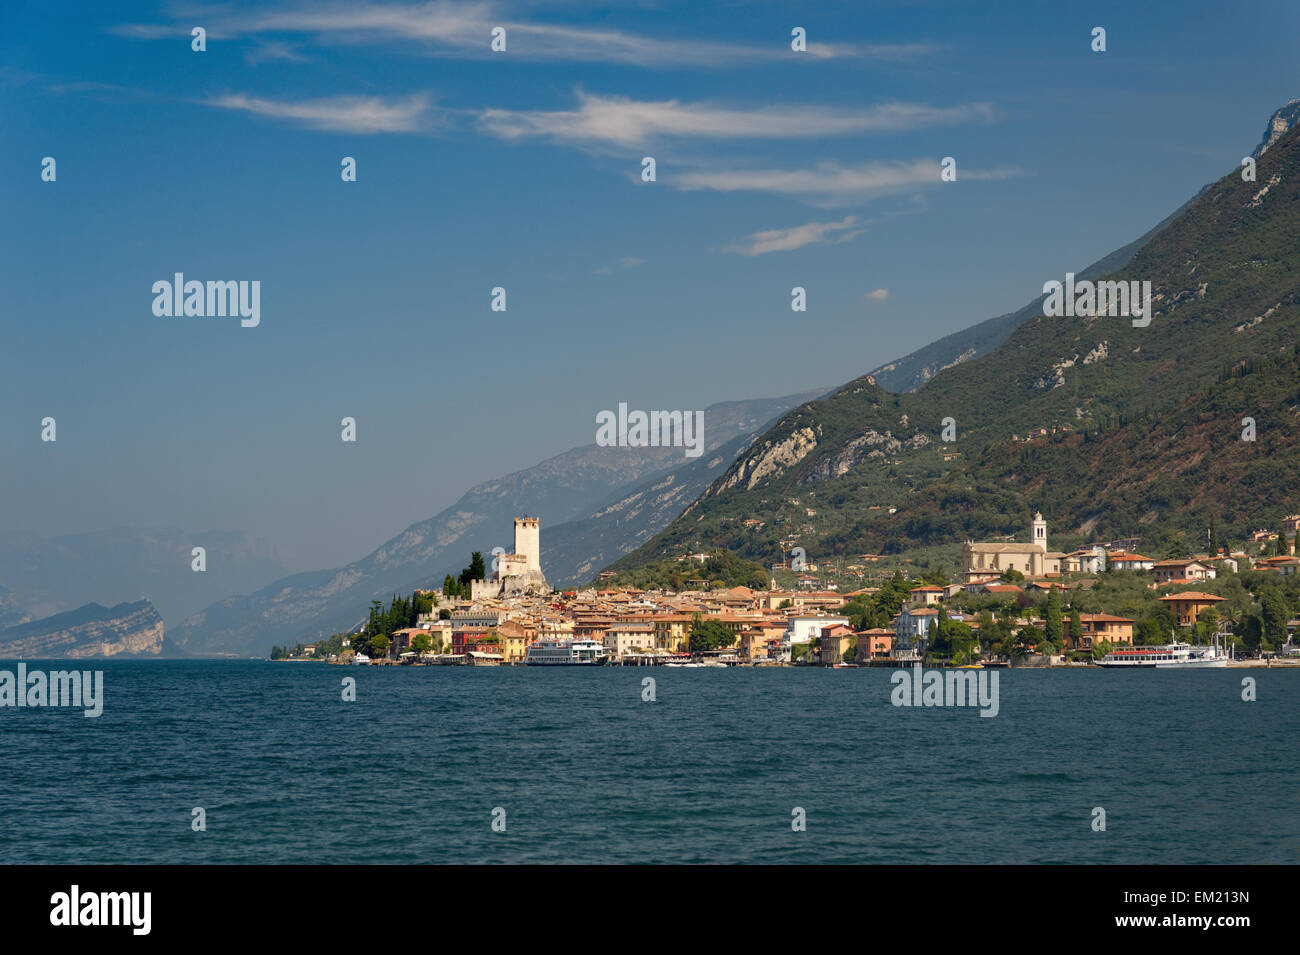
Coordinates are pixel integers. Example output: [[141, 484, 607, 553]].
[[115, 2, 934, 66], [678, 158, 1019, 205], [479, 93, 994, 147], [205, 92, 435, 133], [725, 216, 865, 256]]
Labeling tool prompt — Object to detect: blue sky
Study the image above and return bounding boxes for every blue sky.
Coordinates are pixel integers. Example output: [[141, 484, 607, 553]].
[[2, 0, 1296, 569]]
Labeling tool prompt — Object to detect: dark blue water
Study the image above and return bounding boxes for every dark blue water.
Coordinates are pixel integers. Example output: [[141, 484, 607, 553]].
[[1, 661, 1295, 863]]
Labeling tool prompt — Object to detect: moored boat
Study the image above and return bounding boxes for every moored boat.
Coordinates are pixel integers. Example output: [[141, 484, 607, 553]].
[[1096, 639, 1227, 669], [524, 638, 609, 666]]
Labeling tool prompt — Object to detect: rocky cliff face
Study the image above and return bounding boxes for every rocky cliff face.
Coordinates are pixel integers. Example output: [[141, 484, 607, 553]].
[[1253, 99, 1300, 157], [0, 601, 164, 658]]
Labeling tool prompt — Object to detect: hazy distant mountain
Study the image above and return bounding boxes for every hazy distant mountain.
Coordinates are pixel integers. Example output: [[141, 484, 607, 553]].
[[0, 600, 164, 658], [0, 584, 29, 630], [614, 106, 1300, 568], [0, 527, 291, 626], [167, 390, 824, 656], [544, 428, 766, 588]]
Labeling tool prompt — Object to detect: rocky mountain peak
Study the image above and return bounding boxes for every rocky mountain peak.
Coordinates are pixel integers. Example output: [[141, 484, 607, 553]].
[[1252, 98, 1300, 157]]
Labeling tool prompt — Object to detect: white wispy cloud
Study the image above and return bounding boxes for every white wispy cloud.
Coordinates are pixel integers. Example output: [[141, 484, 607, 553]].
[[866, 288, 889, 301], [245, 41, 310, 65], [205, 92, 435, 132], [677, 158, 1019, 205], [594, 256, 647, 274], [114, 2, 933, 66], [479, 92, 994, 148], [725, 217, 864, 256]]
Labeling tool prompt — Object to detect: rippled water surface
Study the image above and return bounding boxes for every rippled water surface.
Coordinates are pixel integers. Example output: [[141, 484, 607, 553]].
[[1, 661, 1295, 863]]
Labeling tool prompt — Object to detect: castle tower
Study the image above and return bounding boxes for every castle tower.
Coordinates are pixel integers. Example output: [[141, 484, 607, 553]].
[[514, 517, 540, 573], [1031, 512, 1047, 551]]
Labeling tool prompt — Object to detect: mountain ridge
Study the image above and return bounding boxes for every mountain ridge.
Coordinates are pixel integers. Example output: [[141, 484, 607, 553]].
[[166, 389, 824, 655], [611, 111, 1300, 570], [0, 600, 165, 658]]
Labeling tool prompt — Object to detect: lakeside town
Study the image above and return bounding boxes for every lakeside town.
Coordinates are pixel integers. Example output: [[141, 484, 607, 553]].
[[268, 513, 1300, 669]]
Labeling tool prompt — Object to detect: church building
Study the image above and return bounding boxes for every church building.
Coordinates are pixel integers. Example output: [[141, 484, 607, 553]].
[[962, 513, 1066, 583]]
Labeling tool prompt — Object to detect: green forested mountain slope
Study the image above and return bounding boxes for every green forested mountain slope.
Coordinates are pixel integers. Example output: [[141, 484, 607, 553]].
[[613, 121, 1300, 568]]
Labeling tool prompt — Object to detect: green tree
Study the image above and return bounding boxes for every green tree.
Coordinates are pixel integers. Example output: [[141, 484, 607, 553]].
[[875, 572, 911, 619], [1043, 588, 1063, 650], [1135, 618, 1163, 644], [1238, 614, 1263, 653], [930, 615, 976, 661], [1258, 587, 1288, 649], [1193, 608, 1219, 644], [1069, 606, 1083, 650], [689, 617, 734, 652], [411, 632, 433, 655], [370, 633, 390, 658], [1007, 625, 1039, 658]]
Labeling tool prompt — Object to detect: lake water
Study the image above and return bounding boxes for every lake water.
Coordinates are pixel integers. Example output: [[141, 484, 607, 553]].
[[1, 661, 1295, 864]]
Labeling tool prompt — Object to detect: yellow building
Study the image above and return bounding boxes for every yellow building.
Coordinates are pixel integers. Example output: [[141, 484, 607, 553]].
[[963, 513, 1065, 582], [818, 624, 855, 665], [650, 613, 692, 652], [1158, 591, 1226, 627]]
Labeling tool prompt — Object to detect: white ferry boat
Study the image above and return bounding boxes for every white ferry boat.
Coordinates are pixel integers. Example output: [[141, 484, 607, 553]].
[[1096, 640, 1227, 669], [524, 638, 609, 666]]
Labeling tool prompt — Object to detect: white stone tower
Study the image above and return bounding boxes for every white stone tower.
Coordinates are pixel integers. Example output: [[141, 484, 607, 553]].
[[1031, 512, 1047, 550], [514, 517, 540, 572]]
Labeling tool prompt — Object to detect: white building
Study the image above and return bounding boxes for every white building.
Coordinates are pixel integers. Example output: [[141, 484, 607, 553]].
[[894, 607, 965, 648], [604, 623, 656, 660], [785, 615, 850, 645]]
